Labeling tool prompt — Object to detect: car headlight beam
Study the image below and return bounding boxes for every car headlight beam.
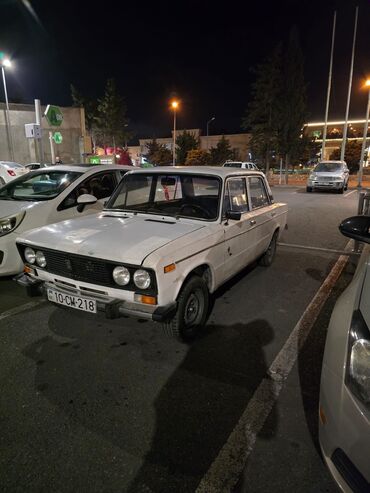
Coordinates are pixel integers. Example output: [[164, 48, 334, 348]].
[[134, 269, 151, 290], [113, 266, 130, 286]]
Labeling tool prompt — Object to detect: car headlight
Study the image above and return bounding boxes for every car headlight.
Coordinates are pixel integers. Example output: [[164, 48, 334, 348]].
[[35, 250, 47, 268], [346, 310, 370, 409], [309, 174, 316, 180], [24, 247, 36, 264], [0, 211, 25, 237], [113, 266, 130, 286], [134, 269, 151, 289]]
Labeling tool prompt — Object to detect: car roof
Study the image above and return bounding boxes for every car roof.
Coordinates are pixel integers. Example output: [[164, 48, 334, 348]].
[[38, 164, 133, 173], [124, 166, 265, 178]]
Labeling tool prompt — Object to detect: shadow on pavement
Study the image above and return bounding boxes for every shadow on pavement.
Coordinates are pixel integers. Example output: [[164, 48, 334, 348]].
[[22, 312, 277, 493]]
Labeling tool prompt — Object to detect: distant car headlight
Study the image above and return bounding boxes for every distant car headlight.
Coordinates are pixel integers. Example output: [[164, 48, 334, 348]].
[[113, 266, 130, 286], [309, 174, 316, 180], [0, 211, 25, 237], [346, 310, 370, 410], [134, 269, 151, 289], [24, 247, 36, 264], [35, 251, 47, 268]]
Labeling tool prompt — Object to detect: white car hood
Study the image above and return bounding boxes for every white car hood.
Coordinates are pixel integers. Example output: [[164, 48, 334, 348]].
[[0, 199, 41, 219], [17, 212, 206, 265]]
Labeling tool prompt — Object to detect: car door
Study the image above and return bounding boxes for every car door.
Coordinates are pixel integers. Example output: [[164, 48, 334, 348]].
[[53, 171, 119, 223], [246, 175, 275, 259], [223, 176, 255, 280]]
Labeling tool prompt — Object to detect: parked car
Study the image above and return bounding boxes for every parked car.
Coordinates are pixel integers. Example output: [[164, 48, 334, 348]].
[[306, 160, 349, 193], [0, 164, 131, 275], [0, 161, 29, 186], [24, 163, 50, 171], [15, 167, 288, 340], [223, 161, 260, 170], [319, 215, 370, 491]]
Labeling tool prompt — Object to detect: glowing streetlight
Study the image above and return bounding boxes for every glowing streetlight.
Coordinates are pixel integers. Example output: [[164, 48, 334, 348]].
[[358, 79, 370, 188], [0, 55, 14, 160], [170, 100, 179, 165]]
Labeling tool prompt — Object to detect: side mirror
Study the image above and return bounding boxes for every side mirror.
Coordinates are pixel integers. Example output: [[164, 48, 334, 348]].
[[339, 215, 370, 244], [225, 210, 241, 221], [77, 193, 97, 213]]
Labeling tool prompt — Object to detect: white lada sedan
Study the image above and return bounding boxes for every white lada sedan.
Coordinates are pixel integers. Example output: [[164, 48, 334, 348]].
[[15, 167, 288, 340]]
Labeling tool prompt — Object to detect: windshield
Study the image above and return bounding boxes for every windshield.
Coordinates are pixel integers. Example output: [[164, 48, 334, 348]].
[[314, 162, 343, 172], [107, 173, 221, 220], [0, 170, 83, 201], [224, 162, 242, 168]]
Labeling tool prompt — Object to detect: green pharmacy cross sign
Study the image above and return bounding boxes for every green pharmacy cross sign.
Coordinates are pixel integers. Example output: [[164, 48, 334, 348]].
[[45, 105, 63, 127], [53, 132, 63, 144]]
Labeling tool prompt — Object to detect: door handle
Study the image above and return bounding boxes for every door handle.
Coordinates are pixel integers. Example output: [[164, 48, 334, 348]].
[[250, 220, 256, 226]]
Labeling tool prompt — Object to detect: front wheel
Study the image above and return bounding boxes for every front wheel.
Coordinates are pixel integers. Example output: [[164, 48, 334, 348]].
[[306, 186, 312, 193], [162, 276, 209, 341], [337, 186, 344, 194], [258, 230, 278, 267]]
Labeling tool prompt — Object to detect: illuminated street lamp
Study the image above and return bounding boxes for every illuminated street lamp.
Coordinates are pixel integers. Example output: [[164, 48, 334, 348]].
[[0, 55, 14, 161], [171, 100, 179, 166], [357, 79, 370, 188]]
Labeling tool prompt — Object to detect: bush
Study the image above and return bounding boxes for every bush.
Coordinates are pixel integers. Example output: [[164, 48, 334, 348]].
[[184, 149, 211, 166]]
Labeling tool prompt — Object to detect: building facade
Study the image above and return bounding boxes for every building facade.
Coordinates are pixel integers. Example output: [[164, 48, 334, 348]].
[[0, 103, 89, 164]]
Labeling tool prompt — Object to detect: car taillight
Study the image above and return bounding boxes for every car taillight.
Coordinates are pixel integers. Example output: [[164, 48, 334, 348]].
[[7, 170, 16, 176]]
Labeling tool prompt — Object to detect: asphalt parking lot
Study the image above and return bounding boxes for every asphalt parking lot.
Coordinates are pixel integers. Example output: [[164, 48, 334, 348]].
[[0, 186, 360, 492]]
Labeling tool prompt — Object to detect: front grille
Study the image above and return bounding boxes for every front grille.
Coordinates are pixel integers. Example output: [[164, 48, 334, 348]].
[[331, 448, 370, 493], [44, 250, 113, 286], [315, 176, 336, 181]]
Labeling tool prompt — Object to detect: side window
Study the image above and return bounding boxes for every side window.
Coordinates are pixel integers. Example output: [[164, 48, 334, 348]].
[[58, 172, 117, 211], [248, 176, 270, 209], [224, 178, 249, 213]]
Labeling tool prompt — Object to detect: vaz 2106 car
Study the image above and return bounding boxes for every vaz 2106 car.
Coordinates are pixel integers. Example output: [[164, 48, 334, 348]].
[[16, 167, 288, 340]]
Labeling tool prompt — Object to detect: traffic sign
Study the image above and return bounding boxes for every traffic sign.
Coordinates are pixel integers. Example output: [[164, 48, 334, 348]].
[[52, 132, 63, 144], [89, 156, 101, 164], [45, 105, 63, 127]]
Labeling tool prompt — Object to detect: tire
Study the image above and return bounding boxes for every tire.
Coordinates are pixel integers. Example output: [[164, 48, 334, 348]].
[[344, 182, 348, 191], [337, 186, 344, 194], [162, 275, 209, 341], [306, 186, 312, 193], [258, 230, 278, 267]]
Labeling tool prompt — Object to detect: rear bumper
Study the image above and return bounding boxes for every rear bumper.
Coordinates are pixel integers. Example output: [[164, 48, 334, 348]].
[[14, 273, 177, 323]]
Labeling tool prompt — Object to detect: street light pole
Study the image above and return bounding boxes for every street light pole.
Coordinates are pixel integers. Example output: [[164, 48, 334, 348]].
[[171, 101, 178, 166], [207, 116, 215, 150], [1, 59, 14, 161], [357, 80, 370, 188]]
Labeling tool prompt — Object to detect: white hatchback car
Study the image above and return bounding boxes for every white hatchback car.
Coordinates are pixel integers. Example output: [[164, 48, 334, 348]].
[[15, 167, 288, 340], [223, 161, 259, 170], [0, 164, 131, 275], [0, 161, 29, 186], [319, 215, 370, 491]]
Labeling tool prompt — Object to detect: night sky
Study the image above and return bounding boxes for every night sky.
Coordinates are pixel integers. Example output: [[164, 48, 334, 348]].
[[1, 0, 370, 142]]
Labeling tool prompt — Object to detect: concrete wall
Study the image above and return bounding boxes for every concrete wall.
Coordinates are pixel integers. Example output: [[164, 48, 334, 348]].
[[0, 103, 86, 164]]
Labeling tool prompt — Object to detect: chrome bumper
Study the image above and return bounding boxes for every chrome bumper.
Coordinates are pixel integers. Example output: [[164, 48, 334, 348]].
[[14, 273, 177, 323]]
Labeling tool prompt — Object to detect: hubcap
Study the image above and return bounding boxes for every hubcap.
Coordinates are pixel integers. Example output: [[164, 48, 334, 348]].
[[184, 292, 201, 325]]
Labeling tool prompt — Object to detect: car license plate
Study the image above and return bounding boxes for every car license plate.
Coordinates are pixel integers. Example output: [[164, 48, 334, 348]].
[[47, 288, 97, 313]]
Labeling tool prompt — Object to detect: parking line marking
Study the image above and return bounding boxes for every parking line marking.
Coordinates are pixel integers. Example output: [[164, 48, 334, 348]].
[[196, 244, 351, 493], [0, 300, 45, 322], [278, 242, 359, 256], [344, 189, 357, 197]]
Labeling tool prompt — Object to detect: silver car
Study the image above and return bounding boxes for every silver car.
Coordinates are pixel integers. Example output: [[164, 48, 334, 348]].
[[306, 160, 349, 194], [319, 215, 370, 491]]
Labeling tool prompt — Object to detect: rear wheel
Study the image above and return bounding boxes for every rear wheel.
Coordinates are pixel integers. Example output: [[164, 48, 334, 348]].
[[162, 276, 209, 341], [306, 186, 312, 193], [258, 230, 278, 267]]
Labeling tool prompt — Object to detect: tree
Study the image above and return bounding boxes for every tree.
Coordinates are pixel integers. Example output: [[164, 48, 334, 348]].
[[71, 84, 99, 151], [145, 139, 161, 163], [209, 136, 235, 165], [242, 45, 282, 173], [151, 146, 173, 166], [185, 149, 210, 166], [277, 27, 307, 181], [176, 131, 199, 165], [94, 78, 129, 148], [330, 140, 361, 173]]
